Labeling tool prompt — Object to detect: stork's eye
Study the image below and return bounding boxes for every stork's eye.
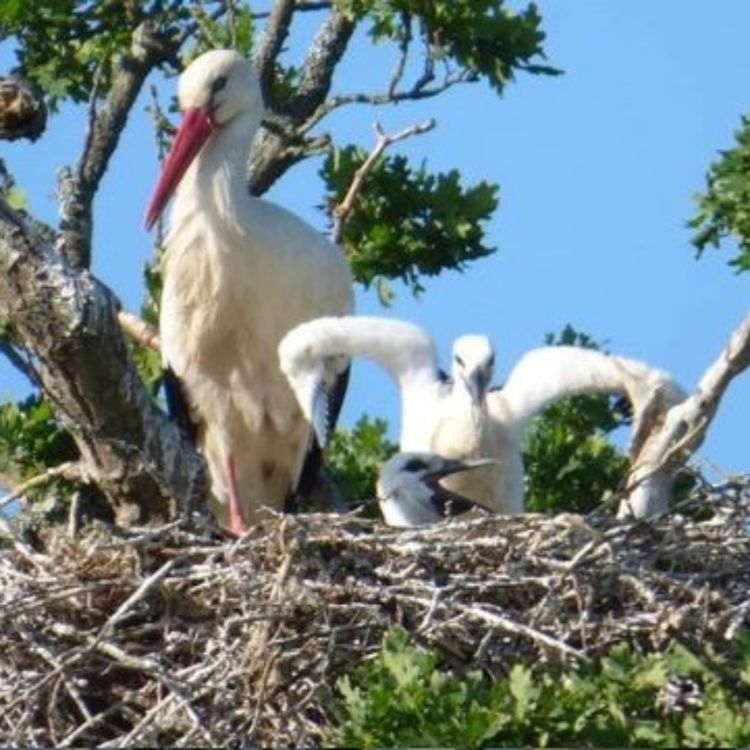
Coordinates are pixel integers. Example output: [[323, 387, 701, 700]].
[[211, 75, 228, 95], [454, 354, 465, 368], [403, 458, 428, 472]]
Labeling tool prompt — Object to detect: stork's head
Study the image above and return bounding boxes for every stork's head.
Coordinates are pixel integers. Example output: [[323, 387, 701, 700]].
[[145, 49, 263, 229], [377, 452, 497, 527], [451, 334, 495, 402]]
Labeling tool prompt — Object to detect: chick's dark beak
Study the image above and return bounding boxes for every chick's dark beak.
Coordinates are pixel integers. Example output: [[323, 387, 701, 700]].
[[466, 367, 491, 402], [425, 457, 497, 484]]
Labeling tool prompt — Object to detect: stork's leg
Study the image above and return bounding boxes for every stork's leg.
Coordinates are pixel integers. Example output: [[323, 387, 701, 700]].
[[226, 455, 249, 536]]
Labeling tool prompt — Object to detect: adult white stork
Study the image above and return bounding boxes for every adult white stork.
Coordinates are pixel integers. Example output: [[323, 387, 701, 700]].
[[278, 315, 684, 514], [376, 452, 497, 527], [145, 50, 353, 535]]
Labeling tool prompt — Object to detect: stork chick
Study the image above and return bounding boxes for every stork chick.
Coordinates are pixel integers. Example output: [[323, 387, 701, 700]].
[[279, 315, 685, 515], [377, 452, 497, 527]]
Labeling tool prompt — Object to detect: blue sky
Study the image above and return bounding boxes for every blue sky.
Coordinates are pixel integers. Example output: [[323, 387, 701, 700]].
[[1, 1, 748, 476]]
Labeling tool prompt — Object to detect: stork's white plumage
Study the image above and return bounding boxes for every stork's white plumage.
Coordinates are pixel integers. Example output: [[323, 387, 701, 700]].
[[145, 50, 353, 535], [279, 315, 685, 514], [376, 452, 497, 527], [279, 315, 505, 510]]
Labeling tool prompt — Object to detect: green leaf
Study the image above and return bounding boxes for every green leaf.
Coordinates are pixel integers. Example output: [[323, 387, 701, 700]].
[[690, 114, 750, 273], [321, 146, 499, 296]]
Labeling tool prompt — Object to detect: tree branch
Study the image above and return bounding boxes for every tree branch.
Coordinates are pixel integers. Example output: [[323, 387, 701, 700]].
[[331, 118, 436, 244], [0, 199, 207, 525], [0, 461, 81, 513], [300, 69, 471, 134], [388, 13, 412, 98], [118, 310, 161, 351], [58, 23, 182, 270], [254, 0, 296, 105], [248, 6, 356, 195], [621, 311, 750, 518]]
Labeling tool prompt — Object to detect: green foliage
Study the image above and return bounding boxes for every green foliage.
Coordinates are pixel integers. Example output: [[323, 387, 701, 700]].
[[325, 415, 397, 503], [336, 0, 560, 91], [331, 629, 750, 748], [690, 114, 750, 273], [183, 4, 255, 61], [522, 325, 630, 513], [322, 146, 498, 294], [0, 395, 77, 480], [0, 1, 150, 106]]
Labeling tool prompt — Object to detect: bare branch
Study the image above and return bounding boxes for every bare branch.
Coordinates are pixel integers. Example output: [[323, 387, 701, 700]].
[[0, 198, 207, 525], [301, 69, 470, 134], [254, 0, 296, 104], [0, 461, 82, 513], [287, 6, 356, 119], [331, 118, 436, 244], [118, 310, 161, 352], [248, 6, 356, 194], [58, 23, 182, 270], [621, 311, 750, 518], [388, 14, 413, 98]]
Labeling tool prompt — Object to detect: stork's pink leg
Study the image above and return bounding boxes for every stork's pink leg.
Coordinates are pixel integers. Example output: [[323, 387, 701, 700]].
[[226, 455, 249, 536]]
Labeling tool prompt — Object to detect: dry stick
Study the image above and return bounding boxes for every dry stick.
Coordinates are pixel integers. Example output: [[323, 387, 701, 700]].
[[94, 558, 177, 644], [59, 699, 130, 747], [0, 461, 81, 511], [0, 513, 48, 572], [51, 621, 214, 744], [622, 310, 750, 518], [117, 310, 161, 352], [16, 628, 92, 725], [403, 592, 582, 659], [331, 118, 436, 245]]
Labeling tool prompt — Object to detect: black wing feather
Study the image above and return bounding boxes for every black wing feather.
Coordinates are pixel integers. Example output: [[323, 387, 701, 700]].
[[163, 366, 198, 444], [287, 364, 351, 510]]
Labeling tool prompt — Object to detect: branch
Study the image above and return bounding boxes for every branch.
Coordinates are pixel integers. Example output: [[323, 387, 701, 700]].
[[286, 6, 356, 120], [387, 13, 412, 98], [58, 23, 182, 270], [0, 461, 82, 513], [0, 198, 207, 525], [118, 310, 161, 351], [248, 6, 356, 195], [0, 76, 47, 142], [621, 311, 750, 518], [331, 118, 436, 244], [301, 69, 471, 134], [254, 0, 296, 104]]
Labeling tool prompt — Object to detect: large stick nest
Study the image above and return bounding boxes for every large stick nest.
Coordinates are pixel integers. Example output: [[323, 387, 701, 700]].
[[1, 478, 749, 746]]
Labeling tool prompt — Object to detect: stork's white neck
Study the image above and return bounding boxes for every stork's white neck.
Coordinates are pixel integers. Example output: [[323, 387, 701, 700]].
[[172, 108, 262, 225]]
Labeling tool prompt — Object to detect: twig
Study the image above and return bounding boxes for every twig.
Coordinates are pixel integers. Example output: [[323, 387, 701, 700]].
[[331, 118, 436, 244], [58, 22, 183, 269], [301, 69, 469, 134], [622, 310, 750, 518], [0, 461, 81, 511], [94, 558, 177, 643], [16, 628, 91, 724], [118, 310, 161, 351], [388, 13, 412, 98]]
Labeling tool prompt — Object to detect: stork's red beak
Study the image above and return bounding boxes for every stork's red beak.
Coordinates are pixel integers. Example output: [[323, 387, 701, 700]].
[[144, 107, 214, 230]]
